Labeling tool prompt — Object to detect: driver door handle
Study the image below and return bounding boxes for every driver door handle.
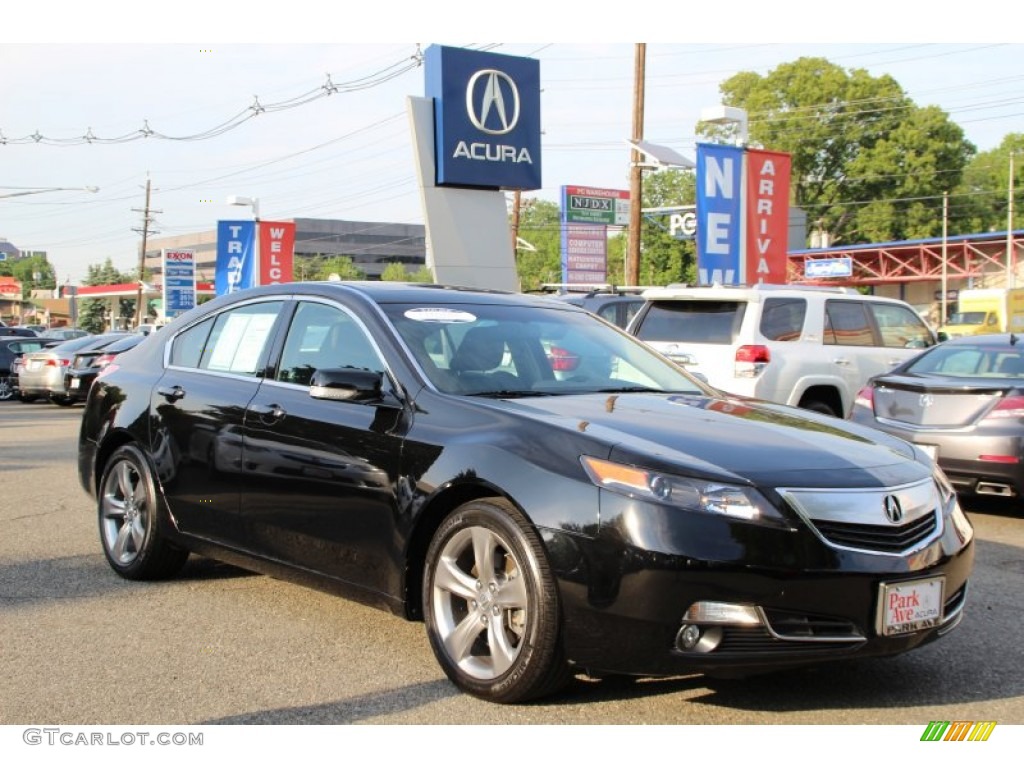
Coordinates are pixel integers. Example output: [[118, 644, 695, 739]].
[[157, 385, 186, 402]]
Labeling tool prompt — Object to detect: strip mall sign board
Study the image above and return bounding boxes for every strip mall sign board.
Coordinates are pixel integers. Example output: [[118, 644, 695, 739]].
[[259, 221, 295, 286], [562, 186, 630, 226], [696, 143, 792, 285], [425, 45, 542, 190], [561, 223, 607, 284]]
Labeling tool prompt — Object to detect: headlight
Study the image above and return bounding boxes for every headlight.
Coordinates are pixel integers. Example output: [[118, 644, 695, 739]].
[[580, 455, 792, 528]]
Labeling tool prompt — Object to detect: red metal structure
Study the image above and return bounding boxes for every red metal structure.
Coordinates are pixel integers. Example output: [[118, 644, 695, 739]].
[[789, 230, 1022, 287]]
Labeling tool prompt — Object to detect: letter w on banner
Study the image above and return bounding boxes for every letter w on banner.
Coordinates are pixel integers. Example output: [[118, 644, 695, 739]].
[[745, 149, 791, 285], [259, 221, 296, 286]]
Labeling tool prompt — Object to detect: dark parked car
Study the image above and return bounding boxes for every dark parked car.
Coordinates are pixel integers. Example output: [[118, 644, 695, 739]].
[[0, 336, 59, 401], [542, 285, 647, 329], [0, 326, 40, 338], [850, 332, 1024, 503], [78, 282, 975, 703], [63, 333, 146, 403]]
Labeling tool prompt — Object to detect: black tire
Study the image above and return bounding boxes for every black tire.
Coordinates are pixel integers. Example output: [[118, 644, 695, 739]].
[[801, 400, 838, 417], [423, 497, 570, 703], [97, 444, 189, 580], [50, 394, 76, 407], [0, 377, 13, 401], [18, 393, 38, 403]]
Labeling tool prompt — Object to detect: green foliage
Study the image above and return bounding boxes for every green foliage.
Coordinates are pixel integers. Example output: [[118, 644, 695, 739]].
[[312, 256, 365, 281], [714, 57, 975, 245], [954, 133, 1024, 234], [380, 263, 433, 282], [79, 257, 136, 332], [514, 198, 562, 290], [0, 253, 57, 297]]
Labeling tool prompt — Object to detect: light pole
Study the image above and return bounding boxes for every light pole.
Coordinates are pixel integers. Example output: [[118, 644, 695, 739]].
[[228, 195, 260, 288], [0, 185, 99, 200], [699, 105, 749, 147]]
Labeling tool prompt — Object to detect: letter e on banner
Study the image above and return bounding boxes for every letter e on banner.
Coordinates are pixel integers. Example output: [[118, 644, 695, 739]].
[[259, 221, 296, 285]]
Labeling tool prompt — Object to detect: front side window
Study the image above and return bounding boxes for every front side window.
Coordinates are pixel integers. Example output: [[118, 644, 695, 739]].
[[276, 301, 384, 386], [869, 303, 935, 349]]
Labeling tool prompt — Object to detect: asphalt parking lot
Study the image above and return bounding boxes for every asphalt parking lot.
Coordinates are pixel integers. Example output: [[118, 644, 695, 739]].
[[1, 400, 1022, 727]]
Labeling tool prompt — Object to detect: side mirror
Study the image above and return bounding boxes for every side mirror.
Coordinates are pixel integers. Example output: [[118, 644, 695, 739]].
[[936, 332, 949, 343], [310, 368, 388, 404]]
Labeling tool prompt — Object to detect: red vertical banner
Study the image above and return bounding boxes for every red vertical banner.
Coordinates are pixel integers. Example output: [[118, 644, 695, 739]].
[[744, 149, 791, 285], [259, 221, 296, 285]]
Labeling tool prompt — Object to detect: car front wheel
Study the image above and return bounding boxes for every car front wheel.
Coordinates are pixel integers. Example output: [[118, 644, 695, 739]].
[[423, 498, 570, 703], [98, 444, 188, 580]]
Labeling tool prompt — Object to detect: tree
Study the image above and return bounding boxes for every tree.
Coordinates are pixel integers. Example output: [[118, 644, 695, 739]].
[[513, 198, 562, 290], [312, 256, 364, 281], [0, 253, 56, 297], [381, 262, 433, 282], [79, 257, 135, 333], [954, 133, 1024, 235], [712, 57, 975, 245]]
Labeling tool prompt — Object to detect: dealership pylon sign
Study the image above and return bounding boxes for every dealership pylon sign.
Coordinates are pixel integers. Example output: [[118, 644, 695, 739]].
[[696, 143, 791, 285]]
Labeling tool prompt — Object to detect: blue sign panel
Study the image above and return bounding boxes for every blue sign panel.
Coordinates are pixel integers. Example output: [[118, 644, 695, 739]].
[[163, 249, 196, 317], [216, 220, 256, 296], [425, 45, 541, 190], [696, 143, 744, 285]]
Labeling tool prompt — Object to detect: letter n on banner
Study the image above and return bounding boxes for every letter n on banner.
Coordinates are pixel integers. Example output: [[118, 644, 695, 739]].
[[259, 221, 296, 285], [745, 149, 791, 285], [696, 143, 744, 285]]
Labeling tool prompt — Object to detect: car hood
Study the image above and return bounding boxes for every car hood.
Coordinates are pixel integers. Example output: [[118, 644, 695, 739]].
[[482, 391, 925, 488]]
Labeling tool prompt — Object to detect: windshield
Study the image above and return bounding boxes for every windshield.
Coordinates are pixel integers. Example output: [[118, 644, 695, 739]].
[[382, 302, 706, 397], [946, 311, 987, 325]]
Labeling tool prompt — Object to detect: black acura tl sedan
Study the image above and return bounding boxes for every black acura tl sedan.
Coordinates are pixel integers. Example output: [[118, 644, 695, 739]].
[[78, 282, 975, 703]]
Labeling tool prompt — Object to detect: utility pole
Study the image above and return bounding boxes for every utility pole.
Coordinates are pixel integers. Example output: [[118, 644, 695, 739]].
[[132, 177, 160, 329], [941, 191, 948, 326], [511, 189, 522, 253], [1008, 152, 1016, 289], [626, 43, 646, 286]]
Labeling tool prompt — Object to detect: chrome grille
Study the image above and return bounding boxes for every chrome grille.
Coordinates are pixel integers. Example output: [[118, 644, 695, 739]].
[[781, 479, 943, 555], [811, 514, 938, 553]]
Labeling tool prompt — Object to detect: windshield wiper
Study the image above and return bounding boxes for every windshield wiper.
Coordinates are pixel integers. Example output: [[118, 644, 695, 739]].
[[468, 390, 559, 398]]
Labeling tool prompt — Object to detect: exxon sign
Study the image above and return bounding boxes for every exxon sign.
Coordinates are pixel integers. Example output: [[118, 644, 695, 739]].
[[425, 45, 541, 191]]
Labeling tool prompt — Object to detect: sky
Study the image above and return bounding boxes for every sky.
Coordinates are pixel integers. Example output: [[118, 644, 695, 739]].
[[2, 2, 1022, 285]]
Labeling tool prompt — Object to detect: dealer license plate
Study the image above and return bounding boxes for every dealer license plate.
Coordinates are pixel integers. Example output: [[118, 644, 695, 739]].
[[877, 577, 944, 636], [70, 378, 80, 389]]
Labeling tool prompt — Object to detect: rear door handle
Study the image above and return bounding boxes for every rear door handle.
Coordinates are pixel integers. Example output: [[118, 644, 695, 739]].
[[156, 385, 186, 402]]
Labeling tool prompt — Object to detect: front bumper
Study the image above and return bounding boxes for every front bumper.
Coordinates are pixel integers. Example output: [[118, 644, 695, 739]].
[[542, 487, 974, 678]]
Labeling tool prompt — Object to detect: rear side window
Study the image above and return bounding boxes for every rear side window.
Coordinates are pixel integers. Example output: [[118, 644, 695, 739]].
[[759, 298, 807, 342], [635, 301, 746, 344], [823, 301, 875, 347]]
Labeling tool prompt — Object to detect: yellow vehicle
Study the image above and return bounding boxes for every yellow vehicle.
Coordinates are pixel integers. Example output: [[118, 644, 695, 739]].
[[940, 288, 1024, 338]]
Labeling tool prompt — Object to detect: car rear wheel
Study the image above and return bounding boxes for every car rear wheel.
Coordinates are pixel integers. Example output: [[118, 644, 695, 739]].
[[423, 498, 570, 703], [50, 394, 75, 406], [0, 377, 13, 401], [98, 444, 188, 580]]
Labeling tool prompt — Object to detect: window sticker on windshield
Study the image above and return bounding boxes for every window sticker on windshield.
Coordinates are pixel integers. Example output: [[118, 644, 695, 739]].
[[404, 308, 477, 323]]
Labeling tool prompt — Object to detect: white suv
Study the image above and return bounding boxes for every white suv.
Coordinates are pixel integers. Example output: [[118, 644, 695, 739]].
[[628, 284, 938, 417]]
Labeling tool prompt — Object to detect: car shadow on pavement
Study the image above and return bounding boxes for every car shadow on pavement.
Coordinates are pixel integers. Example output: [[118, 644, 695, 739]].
[[201, 680, 460, 724]]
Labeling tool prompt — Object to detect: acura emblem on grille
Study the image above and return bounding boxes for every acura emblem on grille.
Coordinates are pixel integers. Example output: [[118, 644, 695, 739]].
[[883, 495, 904, 524], [919, 393, 934, 408]]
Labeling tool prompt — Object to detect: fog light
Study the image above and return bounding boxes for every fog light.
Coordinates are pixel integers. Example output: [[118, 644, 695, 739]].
[[678, 624, 701, 650], [683, 601, 762, 625]]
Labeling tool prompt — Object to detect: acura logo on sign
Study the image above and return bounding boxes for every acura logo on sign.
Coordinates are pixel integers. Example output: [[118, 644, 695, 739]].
[[466, 69, 520, 135], [883, 495, 904, 524]]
